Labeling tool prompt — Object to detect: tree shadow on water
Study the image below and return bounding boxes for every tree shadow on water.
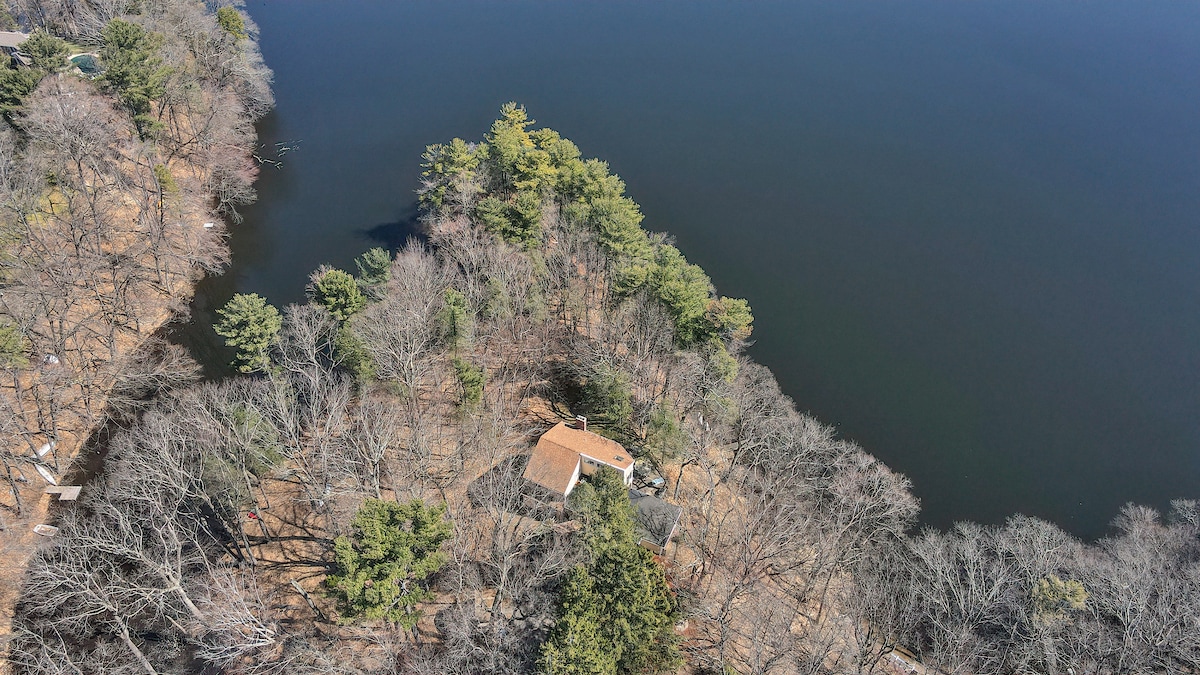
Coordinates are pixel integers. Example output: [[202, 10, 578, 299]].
[[362, 202, 425, 249]]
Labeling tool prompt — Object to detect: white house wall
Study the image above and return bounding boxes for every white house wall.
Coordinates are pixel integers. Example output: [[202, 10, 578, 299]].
[[578, 453, 633, 485], [561, 460, 583, 497]]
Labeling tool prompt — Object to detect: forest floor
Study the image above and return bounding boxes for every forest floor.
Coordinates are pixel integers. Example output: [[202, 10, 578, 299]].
[[0, 175, 221, 669]]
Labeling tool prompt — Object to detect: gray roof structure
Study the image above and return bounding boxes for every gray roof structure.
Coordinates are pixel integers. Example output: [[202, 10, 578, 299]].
[[628, 489, 682, 551], [0, 31, 28, 49]]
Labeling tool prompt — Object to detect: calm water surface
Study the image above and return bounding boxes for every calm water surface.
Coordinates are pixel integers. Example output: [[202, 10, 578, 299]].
[[180, 0, 1200, 538]]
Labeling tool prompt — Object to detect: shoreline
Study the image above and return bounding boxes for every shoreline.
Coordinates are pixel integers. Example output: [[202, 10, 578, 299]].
[[0, 7, 272, 669]]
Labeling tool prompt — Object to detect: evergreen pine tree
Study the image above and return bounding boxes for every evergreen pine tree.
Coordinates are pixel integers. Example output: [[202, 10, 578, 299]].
[[538, 566, 617, 675], [310, 268, 366, 322], [326, 499, 452, 627], [214, 293, 281, 373]]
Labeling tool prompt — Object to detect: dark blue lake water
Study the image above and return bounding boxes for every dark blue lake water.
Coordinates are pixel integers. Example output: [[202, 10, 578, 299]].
[[183, 0, 1200, 538]]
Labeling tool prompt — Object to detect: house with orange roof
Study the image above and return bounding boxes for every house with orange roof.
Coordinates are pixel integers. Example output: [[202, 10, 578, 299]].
[[522, 417, 634, 499]]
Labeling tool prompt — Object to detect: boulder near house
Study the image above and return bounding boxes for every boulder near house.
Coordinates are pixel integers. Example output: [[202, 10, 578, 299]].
[[523, 417, 682, 554]]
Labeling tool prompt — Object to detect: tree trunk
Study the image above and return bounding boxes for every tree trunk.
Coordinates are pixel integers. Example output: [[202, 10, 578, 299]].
[[117, 622, 158, 675]]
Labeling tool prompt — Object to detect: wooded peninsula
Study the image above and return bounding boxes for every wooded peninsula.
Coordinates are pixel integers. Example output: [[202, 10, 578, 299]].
[[1, 4, 1198, 675]]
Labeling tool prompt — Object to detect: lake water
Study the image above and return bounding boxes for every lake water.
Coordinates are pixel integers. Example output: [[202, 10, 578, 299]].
[[180, 0, 1200, 538]]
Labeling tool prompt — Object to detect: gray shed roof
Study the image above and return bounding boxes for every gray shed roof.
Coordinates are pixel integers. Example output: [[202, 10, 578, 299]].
[[629, 489, 682, 550], [0, 32, 28, 49]]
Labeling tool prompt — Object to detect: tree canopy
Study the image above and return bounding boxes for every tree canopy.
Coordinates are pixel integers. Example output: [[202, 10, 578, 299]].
[[310, 268, 366, 322], [0, 320, 29, 368], [579, 362, 634, 433], [0, 67, 40, 120], [21, 31, 69, 72], [452, 357, 484, 408], [327, 498, 452, 627], [215, 6, 247, 40], [420, 137, 481, 212], [451, 104, 754, 347], [1032, 574, 1088, 626], [0, 31, 69, 121], [538, 566, 617, 675], [214, 293, 282, 373], [354, 246, 392, 287], [438, 287, 472, 350], [544, 468, 681, 674], [99, 18, 171, 136]]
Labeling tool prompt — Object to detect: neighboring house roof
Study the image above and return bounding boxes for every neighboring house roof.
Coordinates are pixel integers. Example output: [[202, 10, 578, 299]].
[[629, 489, 683, 550], [540, 422, 633, 470], [0, 32, 28, 49]]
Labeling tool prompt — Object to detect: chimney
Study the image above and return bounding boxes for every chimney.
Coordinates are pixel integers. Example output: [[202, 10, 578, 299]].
[[575, 415, 587, 432]]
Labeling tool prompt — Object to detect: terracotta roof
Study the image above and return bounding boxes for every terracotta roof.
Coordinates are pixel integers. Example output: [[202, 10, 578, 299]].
[[523, 429, 581, 496], [540, 422, 633, 470]]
